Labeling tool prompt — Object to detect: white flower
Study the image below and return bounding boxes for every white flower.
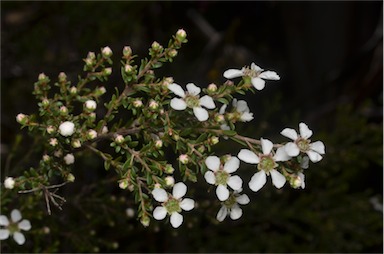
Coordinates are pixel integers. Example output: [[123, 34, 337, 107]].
[[223, 62, 280, 90], [85, 100, 97, 111], [49, 138, 58, 147], [216, 189, 250, 222], [4, 177, 15, 189], [168, 83, 215, 121], [204, 156, 243, 201], [238, 138, 290, 192], [232, 99, 254, 122], [0, 209, 31, 245], [152, 182, 195, 228], [63, 154, 75, 165], [280, 122, 325, 163], [59, 121, 75, 136]]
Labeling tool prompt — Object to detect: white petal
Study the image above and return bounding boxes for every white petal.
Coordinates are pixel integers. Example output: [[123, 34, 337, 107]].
[[216, 185, 229, 201], [270, 169, 286, 189], [259, 70, 280, 80], [248, 171, 267, 192], [251, 63, 263, 72], [299, 122, 313, 139], [0, 229, 9, 240], [186, 83, 201, 96], [13, 232, 25, 245], [280, 128, 298, 140], [274, 147, 291, 162], [227, 175, 243, 191], [205, 156, 220, 171], [235, 100, 250, 113], [180, 198, 194, 211], [240, 112, 254, 122], [236, 194, 250, 205], [284, 142, 300, 157], [223, 157, 240, 173], [170, 98, 187, 110], [310, 141, 325, 154], [306, 150, 323, 163], [204, 171, 216, 185], [238, 149, 259, 164], [153, 206, 167, 220], [229, 204, 243, 220], [251, 77, 265, 90], [172, 182, 187, 199], [11, 209, 22, 223], [152, 188, 168, 202], [216, 206, 228, 222], [193, 107, 209, 121], [199, 95, 215, 109], [301, 156, 309, 169], [0, 215, 9, 226], [298, 172, 306, 189], [261, 138, 273, 155], [18, 220, 31, 231], [168, 83, 186, 98], [219, 104, 227, 114], [223, 69, 244, 79], [170, 212, 183, 228]]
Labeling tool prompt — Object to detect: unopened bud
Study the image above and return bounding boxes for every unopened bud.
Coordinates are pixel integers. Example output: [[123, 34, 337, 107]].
[[207, 83, 217, 92], [115, 134, 124, 144], [60, 106, 68, 114], [123, 46, 132, 57], [67, 173, 75, 182], [165, 176, 175, 187], [16, 113, 28, 124], [41, 98, 50, 107], [176, 29, 187, 42], [167, 49, 178, 58], [46, 125, 55, 134], [4, 177, 15, 189], [133, 99, 143, 108], [102, 126, 109, 134], [103, 68, 112, 76], [58, 72, 67, 82], [85, 100, 97, 111], [209, 136, 219, 145], [165, 164, 175, 174], [179, 154, 189, 164], [87, 129, 98, 140], [72, 139, 81, 148], [69, 86, 77, 94], [38, 73, 48, 81], [124, 64, 133, 73], [119, 180, 128, 189], [64, 154, 75, 165], [102, 46, 113, 58], [149, 100, 159, 110], [140, 215, 150, 227], [151, 41, 162, 52], [155, 140, 163, 148]]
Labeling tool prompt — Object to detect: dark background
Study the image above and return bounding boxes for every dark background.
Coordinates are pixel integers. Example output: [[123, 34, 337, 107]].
[[1, 1, 383, 253]]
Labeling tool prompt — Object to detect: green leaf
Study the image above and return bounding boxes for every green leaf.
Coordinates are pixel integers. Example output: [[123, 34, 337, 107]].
[[222, 130, 237, 136], [104, 160, 110, 171]]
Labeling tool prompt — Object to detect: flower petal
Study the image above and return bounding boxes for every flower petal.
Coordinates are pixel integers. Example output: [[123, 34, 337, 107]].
[[11, 209, 22, 223], [284, 142, 300, 157], [251, 63, 263, 72], [193, 107, 209, 121], [274, 147, 291, 162], [13, 232, 26, 245], [229, 204, 242, 220], [0, 215, 9, 226], [261, 138, 273, 155], [227, 175, 243, 191], [170, 212, 183, 228], [18, 220, 31, 231], [0, 229, 9, 240], [152, 188, 168, 202], [223, 69, 243, 79], [199, 95, 215, 109], [306, 150, 323, 163], [299, 122, 313, 139], [248, 171, 267, 192], [219, 104, 227, 114], [223, 157, 240, 173], [216, 184, 229, 201], [216, 206, 228, 222], [235, 100, 250, 113], [180, 198, 195, 211], [153, 206, 167, 220], [270, 169, 286, 189], [280, 128, 298, 140], [205, 156, 220, 171], [204, 171, 216, 185], [240, 112, 254, 122], [238, 149, 259, 164], [301, 156, 309, 169], [298, 172, 306, 189], [251, 77, 265, 90], [259, 71, 280, 80], [172, 182, 187, 199], [170, 98, 187, 110], [168, 83, 185, 98], [310, 141, 325, 154], [236, 194, 250, 205], [186, 83, 201, 96]]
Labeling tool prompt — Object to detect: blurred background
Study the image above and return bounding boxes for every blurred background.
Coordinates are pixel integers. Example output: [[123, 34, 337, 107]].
[[1, 1, 383, 253]]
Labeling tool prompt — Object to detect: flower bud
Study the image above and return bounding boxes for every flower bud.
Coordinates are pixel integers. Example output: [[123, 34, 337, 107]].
[[58, 72, 67, 82], [207, 83, 218, 92], [64, 154, 75, 165], [123, 46, 132, 58], [46, 125, 55, 134], [102, 46, 113, 58], [60, 106, 68, 115], [87, 129, 98, 140], [72, 139, 81, 148], [167, 49, 178, 58], [151, 41, 163, 52], [16, 113, 28, 124], [103, 68, 112, 76], [96, 86, 106, 95], [133, 99, 143, 108], [59, 121, 75, 136], [69, 86, 77, 94], [179, 154, 189, 164], [115, 134, 124, 144], [140, 215, 150, 227], [4, 177, 15, 189], [102, 126, 108, 134], [124, 64, 133, 73], [119, 180, 128, 189], [85, 100, 97, 111], [67, 173, 75, 182], [155, 140, 163, 149], [41, 98, 50, 107], [43, 154, 50, 162], [165, 176, 175, 187], [149, 100, 159, 110], [176, 29, 187, 42], [165, 164, 175, 174], [38, 73, 48, 81], [209, 136, 219, 145], [215, 114, 225, 123]]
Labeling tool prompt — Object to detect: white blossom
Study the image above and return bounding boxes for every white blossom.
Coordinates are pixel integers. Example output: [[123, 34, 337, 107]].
[[224, 62, 280, 91], [4, 177, 15, 189], [280, 122, 325, 163], [168, 83, 215, 121], [232, 99, 254, 122], [204, 156, 243, 201], [59, 121, 75, 136], [152, 182, 195, 228], [0, 209, 31, 245], [238, 138, 290, 192], [216, 189, 250, 222], [63, 154, 75, 165], [85, 100, 97, 111]]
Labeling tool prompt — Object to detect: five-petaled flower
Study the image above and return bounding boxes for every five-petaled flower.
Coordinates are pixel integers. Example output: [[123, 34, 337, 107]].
[[216, 189, 250, 222], [152, 182, 195, 228], [204, 156, 243, 201], [238, 138, 290, 192], [230, 99, 254, 122], [0, 209, 31, 245], [168, 83, 215, 121], [280, 122, 325, 163], [223, 62, 280, 91]]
